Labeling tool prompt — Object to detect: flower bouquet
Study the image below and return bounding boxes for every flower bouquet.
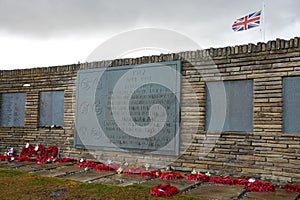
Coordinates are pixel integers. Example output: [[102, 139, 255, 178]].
[[20, 143, 36, 158], [150, 184, 179, 198], [209, 176, 235, 185], [76, 159, 97, 168], [94, 161, 118, 172], [283, 184, 300, 193], [54, 157, 74, 163], [234, 177, 250, 187], [160, 172, 183, 181], [186, 173, 209, 182], [246, 180, 276, 192], [123, 161, 144, 175], [141, 170, 162, 178]]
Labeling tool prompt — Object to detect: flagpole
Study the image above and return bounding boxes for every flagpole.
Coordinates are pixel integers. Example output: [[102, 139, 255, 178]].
[[261, 1, 266, 42]]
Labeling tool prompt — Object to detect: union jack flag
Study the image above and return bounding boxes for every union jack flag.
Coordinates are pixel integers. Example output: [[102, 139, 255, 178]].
[[232, 10, 262, 32]]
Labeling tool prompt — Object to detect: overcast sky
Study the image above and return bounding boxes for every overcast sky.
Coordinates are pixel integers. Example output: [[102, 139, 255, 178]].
[[0, 0, 299, 70]]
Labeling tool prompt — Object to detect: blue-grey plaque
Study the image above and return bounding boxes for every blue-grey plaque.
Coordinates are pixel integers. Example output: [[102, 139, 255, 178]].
[[283, 76, 300, 133], [39, 91, 64, 127], [206, 80, 253, 132], [0, 92, 26, 127], [75, 61, 181, 156]]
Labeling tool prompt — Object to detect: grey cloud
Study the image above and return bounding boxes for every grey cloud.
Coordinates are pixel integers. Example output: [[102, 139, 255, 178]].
[[0, 0, 140, 37], [0, 0, 299, 43]]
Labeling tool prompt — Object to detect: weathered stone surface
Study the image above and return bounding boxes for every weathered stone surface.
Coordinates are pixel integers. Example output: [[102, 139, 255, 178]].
[[245, 189, 299, 200], [141, 178, 197, 191], [17, 165, 41, 172], [186, 184, 245, 200], [0, 161, 36, 170], [44, 165, 84, 177], [64, 170, 115, 182], [35, 169, 68, 177], [92, 174, 149, 186]]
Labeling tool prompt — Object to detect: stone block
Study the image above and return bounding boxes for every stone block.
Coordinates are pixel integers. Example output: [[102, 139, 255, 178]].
[[186, 184, 245, 200], [237, 155, 266, 162], [245, 189, 299, 200]]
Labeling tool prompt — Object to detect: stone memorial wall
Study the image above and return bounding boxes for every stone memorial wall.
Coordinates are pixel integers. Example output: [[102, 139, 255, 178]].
[[0, 37, 300, 183]]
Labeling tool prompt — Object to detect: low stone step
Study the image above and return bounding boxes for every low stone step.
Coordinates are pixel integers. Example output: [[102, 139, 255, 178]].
[[34, 165, 83, 177], [17, 165, 41, 173], [141, 178, 198, 192], [185, 184, 245, 200], [33, 162, 74, 171], [0, 161, 36, 170], [244, 189, 299, 200], [92, 174, 149, 186], [34, 169, 68, 177], [55, 165, 84, 176], [65, 170, 115, 182]]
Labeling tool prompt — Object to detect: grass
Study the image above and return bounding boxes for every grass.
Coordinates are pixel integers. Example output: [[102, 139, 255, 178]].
[[0, 169, 202, 200], [0, 169, 27, 178]]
